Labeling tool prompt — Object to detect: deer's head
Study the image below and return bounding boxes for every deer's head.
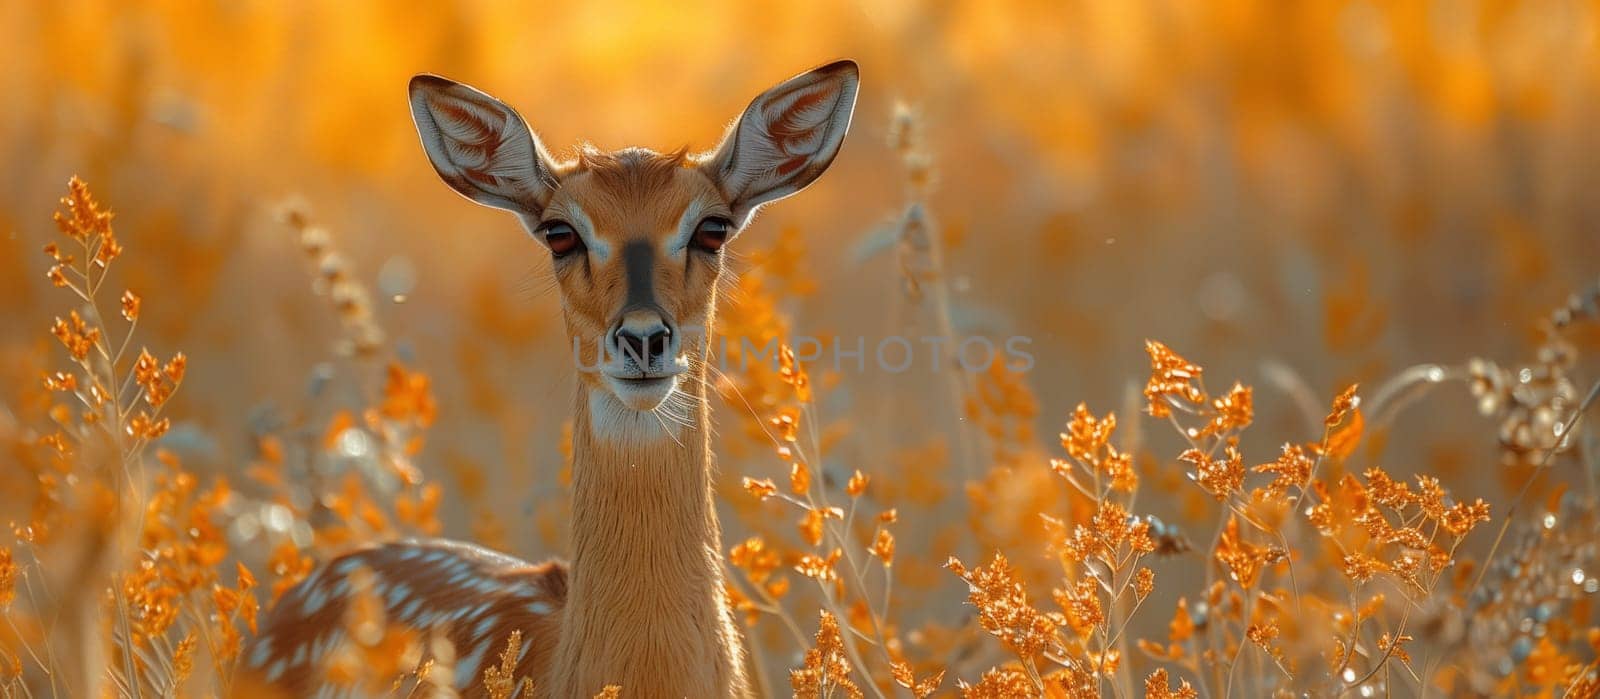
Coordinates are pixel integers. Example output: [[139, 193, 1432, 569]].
[[409, 61, 858, 417]]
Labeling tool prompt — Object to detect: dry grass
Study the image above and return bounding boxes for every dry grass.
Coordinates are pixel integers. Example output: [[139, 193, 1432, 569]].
[[4, 161, 1598, 698]]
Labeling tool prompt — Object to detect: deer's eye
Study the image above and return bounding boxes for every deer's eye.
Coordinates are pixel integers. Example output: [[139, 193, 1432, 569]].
[[691, 217, 732, 253], [538, 221, 583, 257]]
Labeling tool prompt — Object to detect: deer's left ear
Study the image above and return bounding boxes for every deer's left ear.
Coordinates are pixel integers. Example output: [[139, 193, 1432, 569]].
[[704, 60, 859, 228]]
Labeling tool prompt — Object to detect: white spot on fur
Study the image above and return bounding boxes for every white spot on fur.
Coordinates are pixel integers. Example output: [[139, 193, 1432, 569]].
[[387, 582, 411, 606], [474, 615, 499, 640], [303, 586, 330, 614], [249, 638, 273, 668], [516, 633, 533, 664], [454, 641, 491, 688]]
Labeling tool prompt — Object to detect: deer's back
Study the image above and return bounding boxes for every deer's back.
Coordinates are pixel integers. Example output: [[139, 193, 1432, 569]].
[[236, 539, 566, 697]]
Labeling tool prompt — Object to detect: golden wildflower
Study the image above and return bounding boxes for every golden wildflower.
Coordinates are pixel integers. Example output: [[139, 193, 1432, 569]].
[[593, 688, 622, 699], [1215, 515, 1281, 588], [791, 611, 864, 699], [795, 550, 841, 583], [1056, 577, 1104, 638], [1342, 552, 1385, 585], [0, 547, 15, 608], [1061, 403, 1116, 462], [1144, 668, 1198, 699], [1181, 445, 1244, 501], [171, 633, 197, 688], [51, 311, 99, 361], [1054, 404, 1139, 494], [769, 408, 801, 443], [130, 347, 183, 408], [799, 508, 825, 546], [892, 661, 946, 698], [381, 362, 438, 426], [1207, 382, 1253, 435], [777, 343, 813, 402], [743, 477, 778, 500], [1254, 443, 1313, 497], [482, 630, 524, 699], [122, 559, 183, 642], [396, 481, 444, 534], [121, 289, 141, 321], [1247, 621, 1280, 651], [1441, 498, 1491, 536], [1103, 450, 1138, 493], [53, 177, 113, 244], [968, 359, 1041, 467], [1325, 383, 1360, 427], [1088, 649, 1121, 677], [135, 347, 160, 385], [870, 529, 896, 566], [729, 536, 782, 585], [726, 582, 758, 627], [949, 553, 1064, 658], [267, 541, 314, 602], [95, 233, 124, 268], [790, 460, 810, 494], [1326, 406, 1364, 460], [1134, 567, 1155, 599], [1144, 340, 1205, 417], [1169, 598, 1195, 642], [1375, 632, 1415, 668], [1413, 475, 1448, 520], [42, 370, 76, 392], [164, 352, 187, 384], [1049, 458, 1072, 480], [957, 666, 1035, 698], [846, 469, 869, 496], [1355, 592, 1386, 621], [1362, 468, 1412, 509]]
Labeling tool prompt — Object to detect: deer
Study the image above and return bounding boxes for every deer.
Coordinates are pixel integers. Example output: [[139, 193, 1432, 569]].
[[236, 60, 859, 698]]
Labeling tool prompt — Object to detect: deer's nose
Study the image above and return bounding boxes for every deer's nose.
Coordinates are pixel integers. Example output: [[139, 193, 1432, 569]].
[[611, 309, 673, 366]]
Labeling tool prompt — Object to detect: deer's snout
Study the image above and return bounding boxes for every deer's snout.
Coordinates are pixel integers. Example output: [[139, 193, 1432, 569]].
[[609, 308, 674, 370]]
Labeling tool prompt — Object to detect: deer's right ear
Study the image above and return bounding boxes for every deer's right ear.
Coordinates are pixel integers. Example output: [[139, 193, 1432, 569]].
[[408, 75, 559, 216], [704, 60, 859, 229]]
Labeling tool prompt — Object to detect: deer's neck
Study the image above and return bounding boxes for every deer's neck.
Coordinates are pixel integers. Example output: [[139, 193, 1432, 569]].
[[548, 360, 747, 697]]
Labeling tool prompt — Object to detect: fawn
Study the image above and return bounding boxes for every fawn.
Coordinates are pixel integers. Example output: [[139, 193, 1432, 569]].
[[237, 60, 859, 697]]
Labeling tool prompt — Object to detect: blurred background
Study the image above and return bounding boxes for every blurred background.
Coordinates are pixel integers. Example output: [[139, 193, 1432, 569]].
[[2, 0, 1599, 691]]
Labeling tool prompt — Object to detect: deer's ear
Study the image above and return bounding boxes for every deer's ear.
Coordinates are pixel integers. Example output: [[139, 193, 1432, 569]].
[[408, 75, 560, 216], [705, 60, 859, 227]]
